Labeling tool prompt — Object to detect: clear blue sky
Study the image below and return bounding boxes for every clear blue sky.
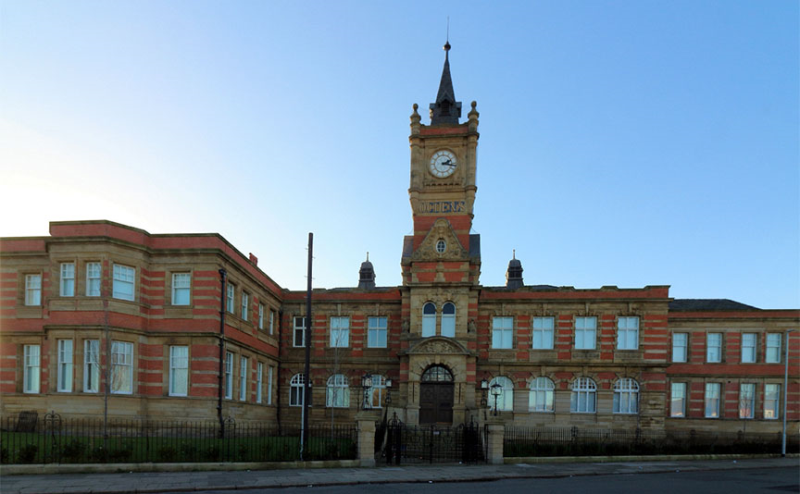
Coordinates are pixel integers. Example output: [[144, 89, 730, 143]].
[[1, 1, 797, 309]]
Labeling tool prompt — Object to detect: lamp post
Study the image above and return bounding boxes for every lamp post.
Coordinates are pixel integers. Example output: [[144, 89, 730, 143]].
[[362, 373, 373, 410], [782, 330, 794, 457], [490, 382, 502, 417], [480, 379, 488, 408], [385, 378, 393, 406]]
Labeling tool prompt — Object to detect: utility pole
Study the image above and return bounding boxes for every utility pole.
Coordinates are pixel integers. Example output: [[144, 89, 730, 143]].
[[300, 233, 313, 460], [218, 269, 227, 438], [782, 329, 794, 457]]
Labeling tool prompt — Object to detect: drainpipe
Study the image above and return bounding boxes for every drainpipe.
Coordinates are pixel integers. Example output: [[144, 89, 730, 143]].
[[782, 329, 794, 457], [218, 269, 227, 437], [276, 309, 283, 433]]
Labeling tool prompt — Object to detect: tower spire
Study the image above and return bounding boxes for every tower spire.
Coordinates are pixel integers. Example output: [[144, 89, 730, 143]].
[[429, 39, 462, 125]]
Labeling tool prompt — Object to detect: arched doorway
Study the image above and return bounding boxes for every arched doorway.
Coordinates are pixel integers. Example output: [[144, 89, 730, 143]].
[[420, 365, 454, 425]]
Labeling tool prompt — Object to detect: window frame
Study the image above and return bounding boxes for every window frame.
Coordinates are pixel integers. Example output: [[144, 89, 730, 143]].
[[612, 378, 639, 414], [422, 302, 436, 337], [293, 317, 306, 348], [256, 362, 263, 404], [57, 339, 73, 392], [366, 374, 386, 409], [83, 339, 100, 393], [741, 333, 757, 363], [241, 292, 249, 321], [570, 377, 597, 413], [489, 376, 514, 412], [86, 262, 101, 297], [60, 262, 75, 297], [528, 377, 555, 412], [574, 317, 597, 350], [169, 345, 189, 397], [706, 333, 722, 363], [224, 352, 233, 400], [171, 273, 191, 306], [616, 317, 639, 350], [330, 316, 350, 348], [492, 316, 514, 349], [226, 284, 235, 314], [239, 356, 248, 401], [267, 366, 274, 405], [25, 274, 41, 306], [670, 382, 687, 418], [367, 316, 388, 348], [258, 303, 264, 330], [441, 302, 456, 338], [290, 373, 305, 407], [766, 334, 782, 364], [532, 317, 554, 350], [704, 382, 721, 418], [672, 333, 688, 363], [764, 384, 780, 419], [269, 310, 275, 335], [112, 264, 136, 301], [110, 341, 134, 395], [23, 344, 40, 394], [739, 383, 755, 419], [326, 374, 350, 408]]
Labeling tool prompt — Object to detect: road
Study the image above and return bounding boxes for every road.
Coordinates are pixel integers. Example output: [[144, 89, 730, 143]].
[[167, 467, 798, 494]]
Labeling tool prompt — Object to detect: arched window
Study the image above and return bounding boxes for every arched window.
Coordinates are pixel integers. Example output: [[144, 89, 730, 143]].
[[422, 302, 436, 337], [366, 374, 386, 409], [529, 377, 555, 412], [489, 376, 514, 412], [441, 302, 456, 338], [422, 365, 453, 382], [326, 374, 350, 408], [570, 377, 597, 413], [613, 378, 639, 414], [290, 373, 305, 407]]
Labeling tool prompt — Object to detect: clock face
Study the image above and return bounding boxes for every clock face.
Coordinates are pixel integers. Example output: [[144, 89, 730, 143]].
[[429, 150, 457, 178]]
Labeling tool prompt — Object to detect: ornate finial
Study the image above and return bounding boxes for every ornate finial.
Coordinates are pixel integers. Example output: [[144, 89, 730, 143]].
[[413, 103, 419, 112], [471, 101, 477, 109], [366, 252, 369, 262], [513, 249, 516, 260], [444, 41, 451, 52]]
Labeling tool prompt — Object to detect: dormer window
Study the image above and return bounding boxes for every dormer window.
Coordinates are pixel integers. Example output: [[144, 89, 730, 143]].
[[441, 100, 451, 116]]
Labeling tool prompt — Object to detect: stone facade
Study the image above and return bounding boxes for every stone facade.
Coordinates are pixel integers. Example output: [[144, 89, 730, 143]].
[[1, 49, 797, 437]]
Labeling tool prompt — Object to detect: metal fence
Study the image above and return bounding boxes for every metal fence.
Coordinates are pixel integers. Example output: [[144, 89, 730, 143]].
[[0, 412, 357, 464], [504, 426, 800, 457]]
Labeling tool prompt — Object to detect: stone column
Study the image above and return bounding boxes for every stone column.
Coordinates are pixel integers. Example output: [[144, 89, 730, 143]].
[[486, 422, 505, 465], [357, 419, 376, 467]]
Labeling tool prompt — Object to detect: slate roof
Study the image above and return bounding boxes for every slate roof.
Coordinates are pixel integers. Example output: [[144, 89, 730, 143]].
[[669, 299, 759, 311]]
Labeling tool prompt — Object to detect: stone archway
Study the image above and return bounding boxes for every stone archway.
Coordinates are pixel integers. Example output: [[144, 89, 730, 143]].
[[419, 365, 454, 424]]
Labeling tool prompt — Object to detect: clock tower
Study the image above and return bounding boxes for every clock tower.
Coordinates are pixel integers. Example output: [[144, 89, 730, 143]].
[[400, 42, 481, 426]]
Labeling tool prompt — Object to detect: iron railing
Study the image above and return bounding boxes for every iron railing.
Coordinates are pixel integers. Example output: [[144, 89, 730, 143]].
[[0, 412, 357, 464], [504, 426, 800, 457]]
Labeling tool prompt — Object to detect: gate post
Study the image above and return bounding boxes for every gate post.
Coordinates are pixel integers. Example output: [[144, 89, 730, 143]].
[[357, 419, 376, 467], [486, 423, 505, 465]]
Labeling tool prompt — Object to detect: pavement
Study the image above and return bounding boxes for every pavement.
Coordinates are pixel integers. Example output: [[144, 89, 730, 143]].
[[1, 457, 798, 494]]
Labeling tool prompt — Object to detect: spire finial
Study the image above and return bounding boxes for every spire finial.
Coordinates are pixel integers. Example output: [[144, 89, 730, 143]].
[[513, 249, 516, 260], [444, 16, 451, 53], [366, 251, 369, 262]]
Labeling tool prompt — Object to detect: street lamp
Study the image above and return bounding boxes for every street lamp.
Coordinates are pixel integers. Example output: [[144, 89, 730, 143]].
[[361, 373, 373, 410], [490, 381, 502, 417], [385, 378, 393, 406], [480, 379, 488, 408], [782, 330, 795, 457]]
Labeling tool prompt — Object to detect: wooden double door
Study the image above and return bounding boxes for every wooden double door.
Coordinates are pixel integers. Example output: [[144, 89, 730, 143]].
[[419, 382, 454, 425]]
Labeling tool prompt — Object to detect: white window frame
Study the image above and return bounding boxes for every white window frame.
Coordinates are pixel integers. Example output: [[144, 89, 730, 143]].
[[326, 374, 350, 408], [612, 378, 639, 414], [241, 292, 249, 321], [258, 304, 264, 330], [267, 366, 274, 405], [25, 274, 41, 306], [368, 316, 388, 348], [575, 317, 597, 350], [704, 382, 721, 418], [707, 333, 722, 363], [269, 310, 275, 335], [616, 317, 639, 350], [766, 334, 782, 364], [110, 341, 134, 394], [171, 273, 191, 306], [532, 317, 554, 350], [256, 362, 263, 404], [83, 339, 100, 393], [239, 356, 248, 401], [670, 382, 686, 418], [739, 383, 755, 419], [489, 376, 514, 412], [86, 262, 101, 297], [422, 302, 436, 337], [290, 373, 305, 407], [366, 374, 386, 409], [529, 377, 555, 412], [112, 264, 135, 301], [57, 339, 73, 392], [492, 317, 513, 349], [60, 263, 75, 297], [764, 384, 780, 419], [224, 352, 233, 399], [169, 346, 189, 397], [330, 317, 350, 348], [672, 333, 688, 362], [226, 284, 235, 313], [441, 302, 456, 338], [740, 333, 756, 363], [23, 344, 40, 393], [293, 317, 306, 347], [570, 377, 597, 413]]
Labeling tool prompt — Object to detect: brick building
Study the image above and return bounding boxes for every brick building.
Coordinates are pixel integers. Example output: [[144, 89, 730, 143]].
[[1, 46, 797, 435]]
